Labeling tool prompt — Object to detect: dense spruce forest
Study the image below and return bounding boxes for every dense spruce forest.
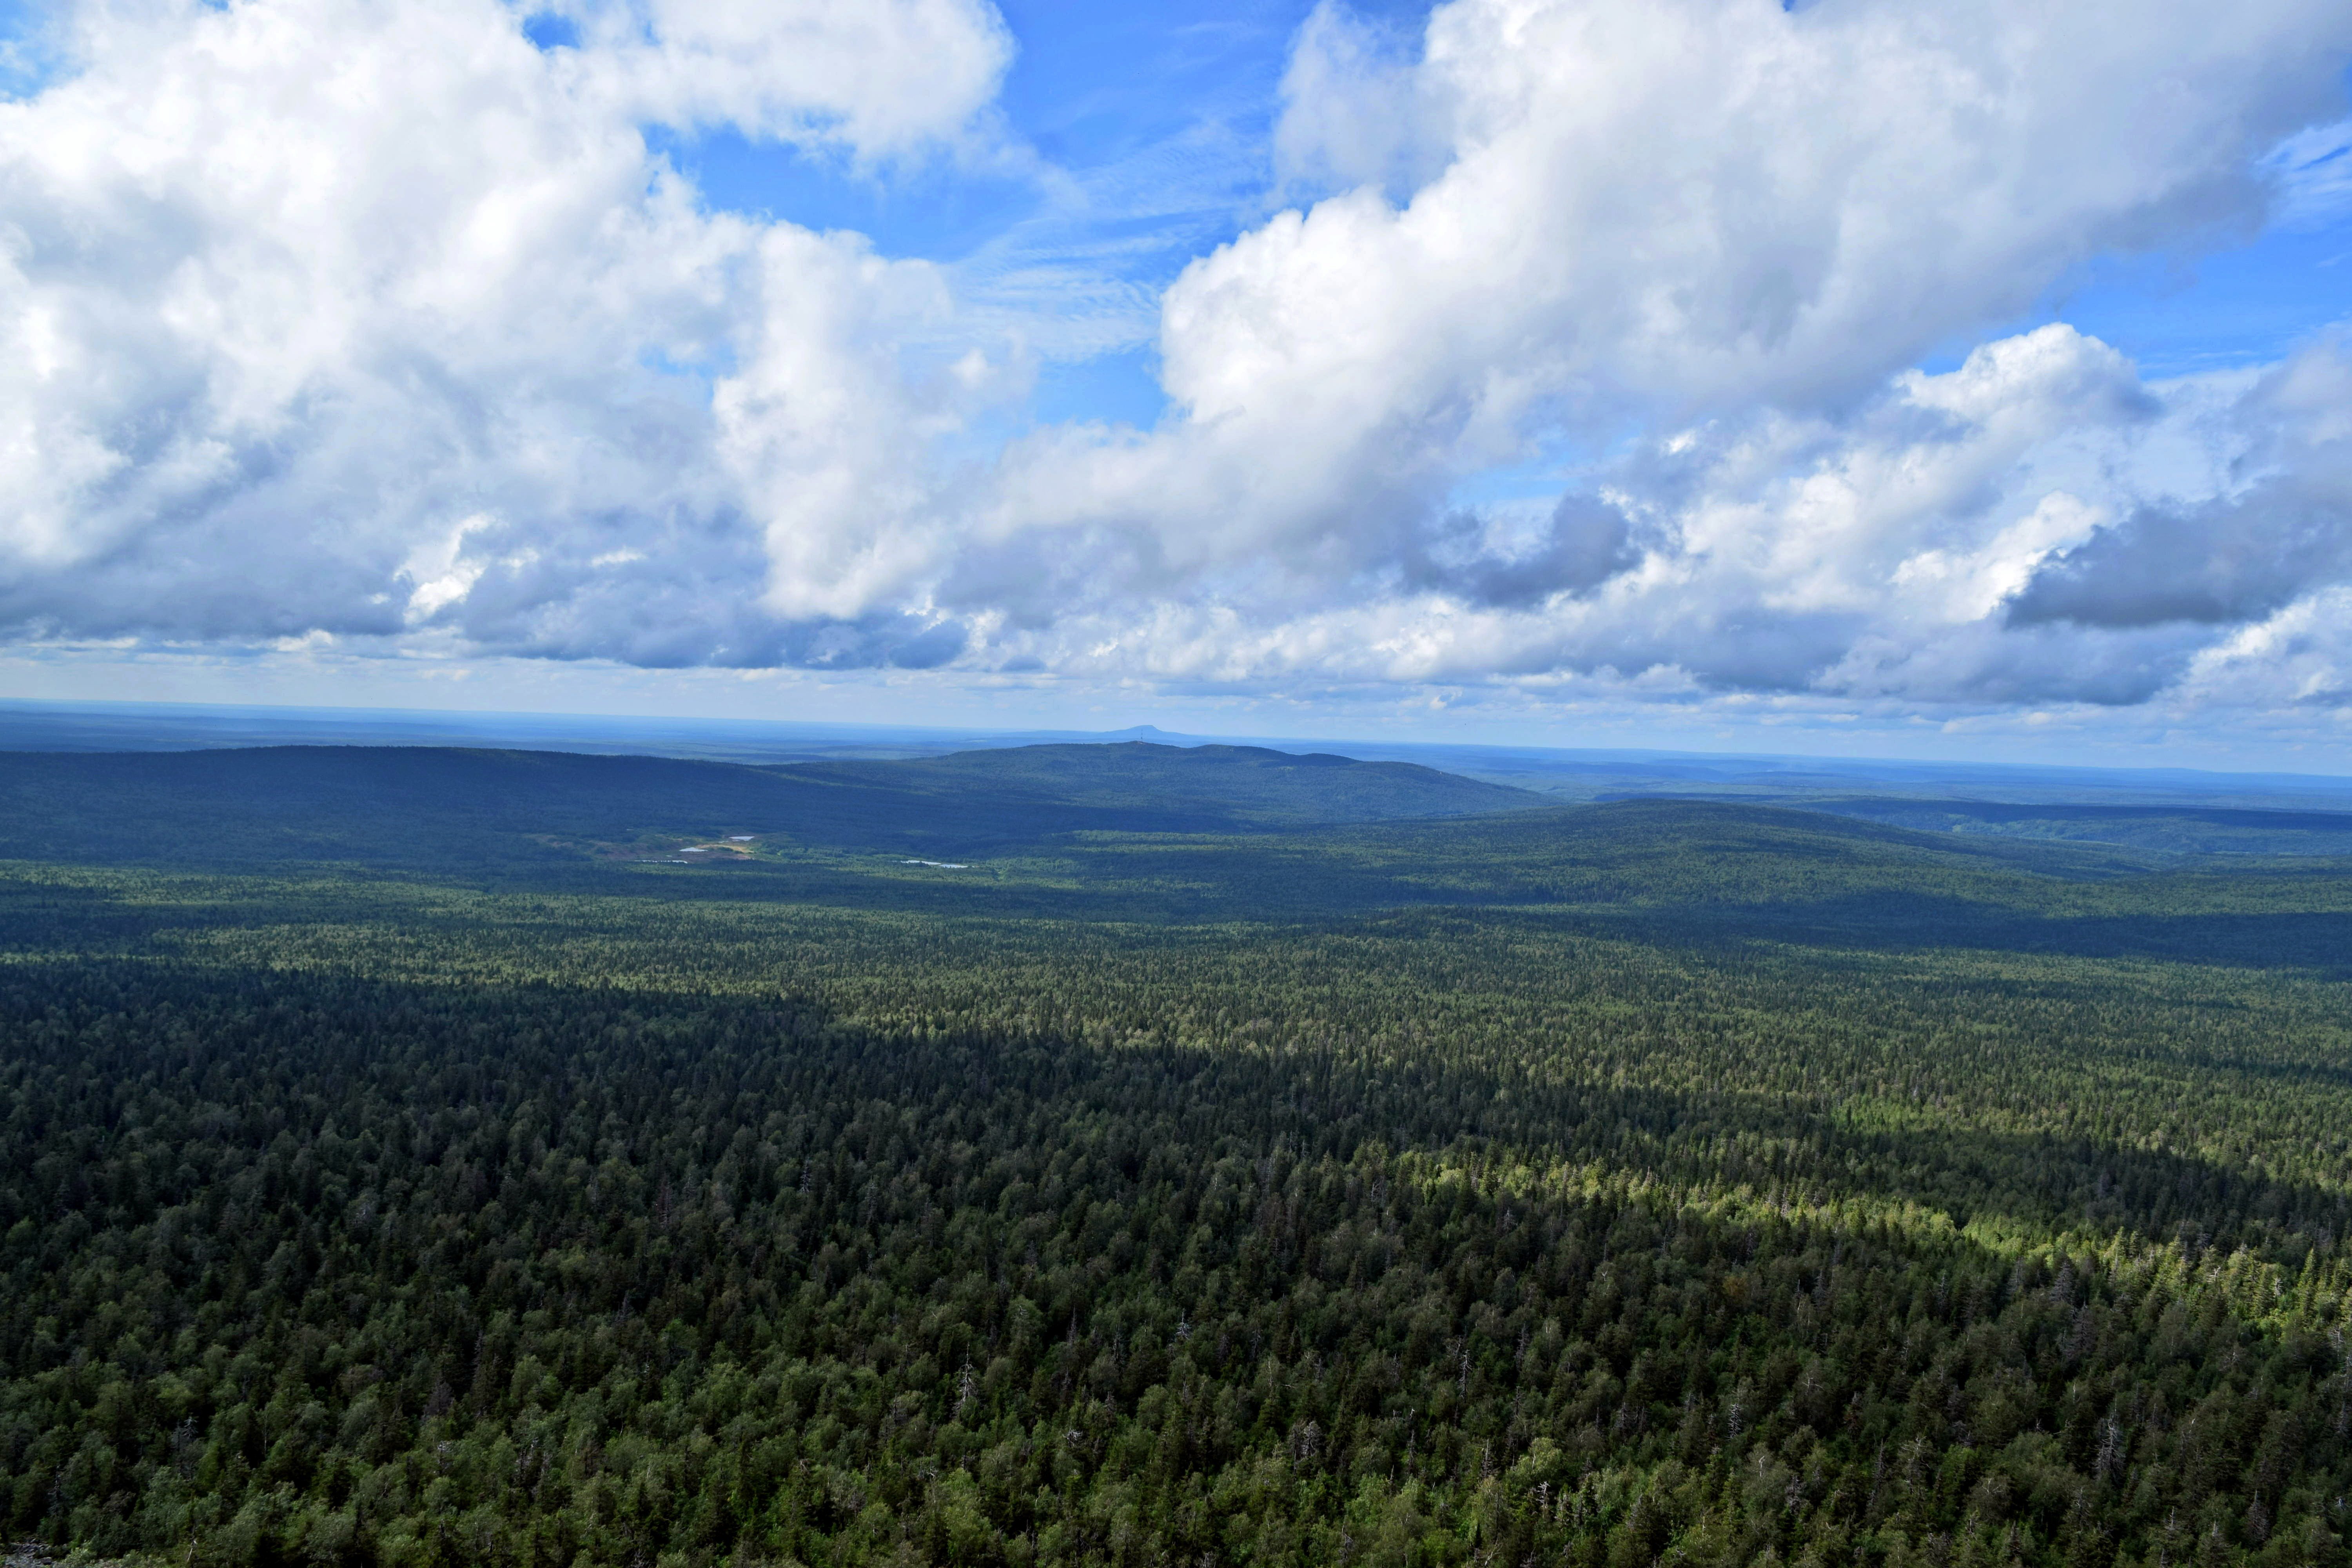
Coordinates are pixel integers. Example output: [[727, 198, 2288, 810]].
[[2, 744, 2350, 1567]]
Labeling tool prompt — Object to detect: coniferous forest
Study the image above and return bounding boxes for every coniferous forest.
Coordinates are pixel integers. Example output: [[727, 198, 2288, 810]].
[[2, 744, 2350, 1568]]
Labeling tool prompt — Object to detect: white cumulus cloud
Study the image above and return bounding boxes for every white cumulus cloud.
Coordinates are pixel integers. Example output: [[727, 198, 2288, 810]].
[[987, 0, 2351, 578], [0, 0, 1008, 664], [3, 0, 2352, 727], [929, 0, 2352, 714]]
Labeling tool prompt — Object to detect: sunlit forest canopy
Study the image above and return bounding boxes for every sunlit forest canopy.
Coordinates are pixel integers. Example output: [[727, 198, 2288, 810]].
[[2, 744, 2349, 1567]]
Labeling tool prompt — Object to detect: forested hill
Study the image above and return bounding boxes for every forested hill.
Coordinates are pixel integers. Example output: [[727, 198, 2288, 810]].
[[0, 742, 1535, 869], [780, 744, 1536, 829]]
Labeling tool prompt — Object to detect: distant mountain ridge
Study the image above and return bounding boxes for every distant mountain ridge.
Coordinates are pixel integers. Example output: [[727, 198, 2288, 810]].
[[0, 740, 1539, 870], [14, 698, 2352, 815]]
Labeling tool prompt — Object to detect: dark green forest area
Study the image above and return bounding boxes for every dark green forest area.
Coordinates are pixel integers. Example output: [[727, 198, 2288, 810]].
[[2, 746, 2351, 1568]]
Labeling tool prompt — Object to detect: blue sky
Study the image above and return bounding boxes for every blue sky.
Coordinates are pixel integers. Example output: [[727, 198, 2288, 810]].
[[1963, 194, 2352, 378], [646, 0, 1368, 432], [657, 7, 2352, 427], [673, 3, 2352, 377], [4, 0, 2352, 768]]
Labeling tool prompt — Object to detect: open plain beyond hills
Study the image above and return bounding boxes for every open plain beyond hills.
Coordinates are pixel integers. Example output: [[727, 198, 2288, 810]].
[[0, 742, 2348, 1567]]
